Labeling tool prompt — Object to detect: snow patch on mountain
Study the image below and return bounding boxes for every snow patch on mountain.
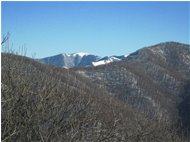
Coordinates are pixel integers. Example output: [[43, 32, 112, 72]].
[[63, 52, 90, 57], [72, 52, 90, 57], [92, 56, 121, 66], [124, 54, 129, 57]]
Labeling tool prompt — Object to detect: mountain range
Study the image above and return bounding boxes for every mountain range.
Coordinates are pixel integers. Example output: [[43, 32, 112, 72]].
[[2, 41, 190, 141], [38, 41, 190, 130], [38, 52, 128, 68], [74, 41, 190, 128]]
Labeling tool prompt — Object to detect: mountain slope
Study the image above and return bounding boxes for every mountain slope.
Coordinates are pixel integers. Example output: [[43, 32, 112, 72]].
[[75, 42, 190, 128], [2, 53, 184, 141], [92, 55, 126, 66], [39, 53, 101, 68]]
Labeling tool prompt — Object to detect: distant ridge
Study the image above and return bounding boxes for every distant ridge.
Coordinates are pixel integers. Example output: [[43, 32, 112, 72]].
[[39, 52, 128, 68]]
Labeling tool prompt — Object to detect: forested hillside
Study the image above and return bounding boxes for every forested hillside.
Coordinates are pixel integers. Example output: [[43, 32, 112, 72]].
[[74, 42, 190, 134], [1, 52, 186, 141]]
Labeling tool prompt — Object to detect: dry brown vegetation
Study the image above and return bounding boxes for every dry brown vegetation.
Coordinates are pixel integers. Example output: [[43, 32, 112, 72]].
[[1, 52, 187, 142], [74, 43, 190, 127]]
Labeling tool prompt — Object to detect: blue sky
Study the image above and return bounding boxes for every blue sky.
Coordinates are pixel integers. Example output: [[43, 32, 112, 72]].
[[2, 1, 190, 58]]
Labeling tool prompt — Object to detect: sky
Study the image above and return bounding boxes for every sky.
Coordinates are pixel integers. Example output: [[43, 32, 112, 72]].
[[1, 1, 190, 58]]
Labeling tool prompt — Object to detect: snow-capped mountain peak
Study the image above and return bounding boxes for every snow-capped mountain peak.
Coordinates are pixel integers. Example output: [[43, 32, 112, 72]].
[[63, 52, 90, 57], [73, 52, 90, 57], [39, 53, 128, 68]]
